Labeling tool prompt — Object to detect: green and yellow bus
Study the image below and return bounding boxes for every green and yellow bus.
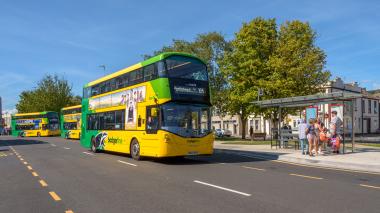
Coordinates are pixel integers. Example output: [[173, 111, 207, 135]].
[[60, 105, 82, 139], [81, 52, 213, 160], [11, 111, 60, 137]]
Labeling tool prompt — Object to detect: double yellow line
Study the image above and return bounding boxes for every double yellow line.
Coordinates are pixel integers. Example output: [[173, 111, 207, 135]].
[[10, 146, 73, 213]]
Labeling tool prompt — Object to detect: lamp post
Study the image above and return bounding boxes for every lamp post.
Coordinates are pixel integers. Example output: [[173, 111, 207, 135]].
[[98, 65, 106, 75]]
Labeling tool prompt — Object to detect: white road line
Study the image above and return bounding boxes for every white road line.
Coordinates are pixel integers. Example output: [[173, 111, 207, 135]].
[[82, 152, 94, 156], [193, 180, 251, 197], [289, 173, 324, 180], [360, 184, 380, 189], [64, 147, 71, 150], [117, 160, 137, 167], [242, 166, 266, 171], [51, 144, 57, 147]]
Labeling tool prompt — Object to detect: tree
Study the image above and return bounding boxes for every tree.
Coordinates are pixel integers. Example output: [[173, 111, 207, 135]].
[[16, 74, 81, 113], [145, 32, 231, 115], [220, 18, 330, 139]]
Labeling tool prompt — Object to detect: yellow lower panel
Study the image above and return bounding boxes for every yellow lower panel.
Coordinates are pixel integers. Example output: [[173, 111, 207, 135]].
[[67, 130, 81, 139], [100, 130, 214, 157], [23, 130, 60, 137]]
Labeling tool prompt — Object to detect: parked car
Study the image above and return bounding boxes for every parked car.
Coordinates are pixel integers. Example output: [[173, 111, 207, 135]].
[[214, 129, 232, 137]]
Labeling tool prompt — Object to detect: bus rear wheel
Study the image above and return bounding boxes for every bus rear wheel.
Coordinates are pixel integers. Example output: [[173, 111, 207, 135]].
[[130, 139, 141, 161], [91, 137, 98, 153]]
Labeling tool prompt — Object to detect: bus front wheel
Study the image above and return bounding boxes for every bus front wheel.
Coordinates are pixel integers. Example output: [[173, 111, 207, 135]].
[[130, 139, 140, 161], [91, 137, 98, 153]]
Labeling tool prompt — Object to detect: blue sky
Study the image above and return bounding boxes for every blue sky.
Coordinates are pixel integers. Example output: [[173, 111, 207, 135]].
[[1, 0, 379, 111]]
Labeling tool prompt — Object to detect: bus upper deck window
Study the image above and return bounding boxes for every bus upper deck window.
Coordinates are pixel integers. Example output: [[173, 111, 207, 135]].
[[157, 61, 166, 77]]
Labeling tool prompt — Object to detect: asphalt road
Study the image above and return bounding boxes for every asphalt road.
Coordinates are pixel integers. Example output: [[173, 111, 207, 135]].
[[0, 136, 379, 213]]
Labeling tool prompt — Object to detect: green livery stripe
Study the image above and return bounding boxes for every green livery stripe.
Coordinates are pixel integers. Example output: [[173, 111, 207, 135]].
[[150, 78, 171, 99]]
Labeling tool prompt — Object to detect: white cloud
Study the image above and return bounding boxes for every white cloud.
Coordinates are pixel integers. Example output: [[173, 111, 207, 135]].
[[372, 83, 380, 90]]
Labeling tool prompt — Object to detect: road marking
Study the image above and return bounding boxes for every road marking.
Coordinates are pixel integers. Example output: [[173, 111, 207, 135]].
[[82, 152, 94, 156], [242, 166, 266, 171], [32, 172, 39, 177], [218, 163, 226, 165], [39, 180, 48, 187], [64, 147, 71, 150], [289, 173, 323, 180], [193, 180, 251, 197], [117, 160, 137, 167], [20, 158, 24, 160], [66, 210, 74, 213], [51, 144, 56, 147], [49, 191, 61, 201], [27, 166, 33, 170], [23, 161, 28, 165], [360, 184, 380, 189]]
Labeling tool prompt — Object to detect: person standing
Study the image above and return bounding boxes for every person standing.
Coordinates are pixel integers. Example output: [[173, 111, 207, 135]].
[[314, 119, 321, 155], [330, 110, 343, 153], [306, 119, 316, 156], [298, 119, 308, 155]]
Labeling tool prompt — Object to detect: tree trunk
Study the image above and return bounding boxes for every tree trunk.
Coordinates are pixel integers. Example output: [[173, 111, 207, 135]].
[[241, 117, 247, 139]]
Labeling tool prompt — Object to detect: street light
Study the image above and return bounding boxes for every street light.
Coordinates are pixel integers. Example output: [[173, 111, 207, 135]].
[[98, 65, 106, 75]]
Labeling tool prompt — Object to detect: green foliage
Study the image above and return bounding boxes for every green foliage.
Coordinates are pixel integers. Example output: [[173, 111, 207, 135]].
[[16, 74, 81, 113], [220, 18, 331, 138], [145, 32, 231, 115]]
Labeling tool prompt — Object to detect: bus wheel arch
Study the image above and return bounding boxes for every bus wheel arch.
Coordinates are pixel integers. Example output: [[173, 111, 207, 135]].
[[37, 132, 41, 137], [130, 138, 141, 161]]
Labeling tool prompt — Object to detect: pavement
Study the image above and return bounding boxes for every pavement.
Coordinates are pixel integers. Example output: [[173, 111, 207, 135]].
[[0, 136, 380, 213], [215, 141, 380, 173]]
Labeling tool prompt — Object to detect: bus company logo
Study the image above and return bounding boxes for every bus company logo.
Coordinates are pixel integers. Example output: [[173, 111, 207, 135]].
[[187, 139, 199, 143], [66, 130, 72, 138], [94, 132, 108, 149], [108, 137, 123, 145]]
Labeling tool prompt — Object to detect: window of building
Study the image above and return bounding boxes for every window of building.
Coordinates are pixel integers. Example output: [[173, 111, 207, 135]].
[[362, 100, 365, 113], [375, 101, 378, 114], [368, 100, 372, 114], [255, 120, 259, 131]]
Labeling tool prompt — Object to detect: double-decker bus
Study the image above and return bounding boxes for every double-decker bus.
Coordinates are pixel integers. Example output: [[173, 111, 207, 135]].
[[11, 111, 60, 137], [60, 105, 82, 139], [81, 52, 213, 160]]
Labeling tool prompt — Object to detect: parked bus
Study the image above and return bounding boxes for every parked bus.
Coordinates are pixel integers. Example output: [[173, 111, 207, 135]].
[[11, 111, 60, 137], [81, 52, 213, 160], [60, 105, 82, 139]]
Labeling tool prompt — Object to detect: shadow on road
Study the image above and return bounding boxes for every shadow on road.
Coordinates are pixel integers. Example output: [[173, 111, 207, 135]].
[[152, 149, 283, 165], [0, 137, 48, 147]]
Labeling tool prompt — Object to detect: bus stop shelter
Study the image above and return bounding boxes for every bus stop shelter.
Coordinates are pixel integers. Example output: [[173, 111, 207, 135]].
[[252, 92, 364, 153]]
